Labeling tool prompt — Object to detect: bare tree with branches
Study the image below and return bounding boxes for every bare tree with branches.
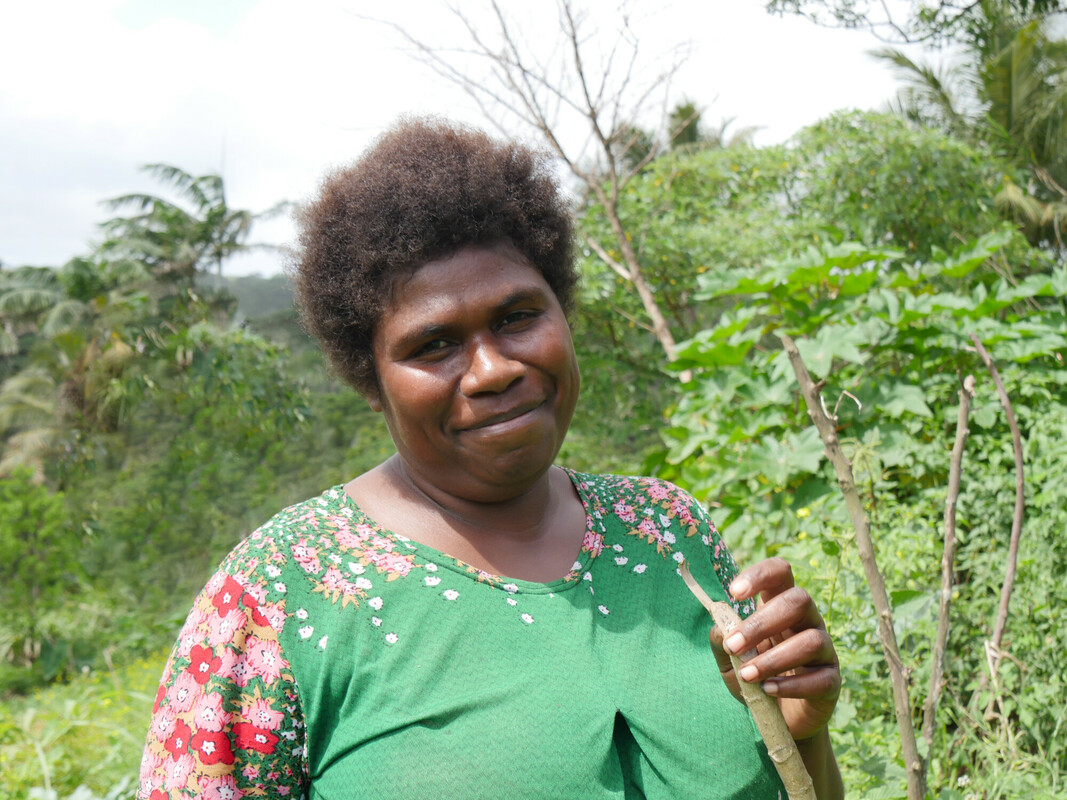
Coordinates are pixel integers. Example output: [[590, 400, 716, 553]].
[[372, 0, 691, 362]]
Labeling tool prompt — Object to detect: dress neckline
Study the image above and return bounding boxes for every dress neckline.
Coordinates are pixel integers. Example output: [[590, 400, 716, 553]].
[[331, 467, 598, 595]]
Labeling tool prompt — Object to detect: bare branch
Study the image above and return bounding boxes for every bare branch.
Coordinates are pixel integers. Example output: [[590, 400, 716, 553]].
[[920, 373, 976, 784], [779, 333, 926, 800], [583, 234, 630, 282], [969, 335, 1026, 696]]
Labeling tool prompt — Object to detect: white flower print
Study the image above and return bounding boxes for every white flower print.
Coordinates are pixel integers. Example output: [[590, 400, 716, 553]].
[[371, 617, 382, 627], [348, 562, 366, 575], [506, 597, 518, 606], [296, 608, 309, 619], [612, 544, 624, 552], [385, 633, 398, 644], [443, 589, 459, 601], [633, 564, 647, 574], [701, 535, 710, 546], [659, 514, 671, 528], [274, 582, 287, 593], [521, 613, 534, 624], [663, 531, 676, 544], [571, 561, 583, 571], [318, 635, 328, 650], [425, 576, 441, 587], [329, 553, 341, 563], [355, 577, 373, 590], [598, 605, 610, 615], [298, 626, 314, 639], [582, 572, 593, 582], [672, 552, 685, 563], [265, 565, 281, 578], [425, 563, 438, 572], [503, 583, 519, 594], [614, 556, 628, 566], [368, 596, 383, 610]]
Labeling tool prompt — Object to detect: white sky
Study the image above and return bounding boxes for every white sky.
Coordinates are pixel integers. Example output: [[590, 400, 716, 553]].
[[0, 0, 918, 276]]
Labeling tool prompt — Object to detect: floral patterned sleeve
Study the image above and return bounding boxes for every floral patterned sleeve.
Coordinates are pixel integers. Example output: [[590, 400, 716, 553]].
[[138, 565, 307, 799], [686, 494, 757, 619]]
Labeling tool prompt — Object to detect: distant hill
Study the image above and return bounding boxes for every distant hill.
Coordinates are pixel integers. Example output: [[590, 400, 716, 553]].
[[202, 274, 295, 321]]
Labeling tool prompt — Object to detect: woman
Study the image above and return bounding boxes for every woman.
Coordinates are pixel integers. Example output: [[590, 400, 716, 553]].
[[139, 119, 842, 799]]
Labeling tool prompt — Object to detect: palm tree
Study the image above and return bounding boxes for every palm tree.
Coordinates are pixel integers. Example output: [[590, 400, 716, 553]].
[[100, 164, 288, 281], [876, 12, 1067, 246]]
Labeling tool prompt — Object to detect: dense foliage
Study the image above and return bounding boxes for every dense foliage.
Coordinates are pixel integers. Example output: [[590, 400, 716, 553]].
[[3, 99, 1067, 800]]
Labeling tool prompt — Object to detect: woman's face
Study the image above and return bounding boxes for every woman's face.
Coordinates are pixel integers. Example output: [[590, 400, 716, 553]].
[[369, 243, 581, 503]]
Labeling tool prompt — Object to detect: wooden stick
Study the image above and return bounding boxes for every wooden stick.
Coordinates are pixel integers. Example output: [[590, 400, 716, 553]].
[[680, 562, 816, 800]]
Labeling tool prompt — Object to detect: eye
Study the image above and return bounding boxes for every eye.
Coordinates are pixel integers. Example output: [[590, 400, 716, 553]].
[[499, 310, 539, 328], [411, 338, 453, 358]]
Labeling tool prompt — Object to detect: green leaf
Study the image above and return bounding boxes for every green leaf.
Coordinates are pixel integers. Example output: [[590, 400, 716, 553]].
[[873, 382, 933, 418]]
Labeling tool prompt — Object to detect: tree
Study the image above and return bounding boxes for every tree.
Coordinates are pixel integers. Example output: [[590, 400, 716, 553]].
[[765, 0, 1067, 43], [875, 13, 1067, 248], [100, 163, 287, 282]]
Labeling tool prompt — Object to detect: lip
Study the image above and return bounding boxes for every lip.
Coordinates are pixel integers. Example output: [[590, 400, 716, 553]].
[[463, 399, 545, 432]]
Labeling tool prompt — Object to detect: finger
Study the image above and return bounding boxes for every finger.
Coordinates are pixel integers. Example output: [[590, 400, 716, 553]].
[[723, 586, 824, 656], [734, 627, 836, 684], [761, 666, 841, 700], [729, 557, 794, 604]]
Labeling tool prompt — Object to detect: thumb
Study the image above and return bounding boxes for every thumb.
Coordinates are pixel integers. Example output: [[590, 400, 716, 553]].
[[709, 624, 743, 703]]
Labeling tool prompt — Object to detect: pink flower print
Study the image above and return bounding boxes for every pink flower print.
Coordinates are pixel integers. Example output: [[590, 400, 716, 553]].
[[164, 753, 195, 792], [321, 566, 360, 597], [613, 502, 637, 524], [334, 528, 362, 549], [244, 697, 285, 731], [647, 482, 671, 500], [198, 774, 240, 800], [242, 764, 260, 780], [582, 529, 605, 558], [167, 671, 200, 713], [366, 550, 413, 577], [369, 535, 394, 551], [217, 648, 250, 687], [193, 691, 229, 732], [207, 609, 246, 648], [260, 601, 287, 632], [247, 636, 284, 685], [152, 709, 177, 741]]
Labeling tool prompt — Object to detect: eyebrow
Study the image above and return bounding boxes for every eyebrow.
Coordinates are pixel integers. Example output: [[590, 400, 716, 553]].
[[390, 287, 549, 354]]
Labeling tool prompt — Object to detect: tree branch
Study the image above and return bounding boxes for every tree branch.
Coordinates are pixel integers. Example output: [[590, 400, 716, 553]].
[[779, 333, 925, 800], [920, 373, 975, 783], [969, 334, 1026, 694]]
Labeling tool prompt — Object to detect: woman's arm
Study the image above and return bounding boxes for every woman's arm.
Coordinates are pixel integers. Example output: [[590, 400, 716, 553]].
[[709, 557, 844, 800]]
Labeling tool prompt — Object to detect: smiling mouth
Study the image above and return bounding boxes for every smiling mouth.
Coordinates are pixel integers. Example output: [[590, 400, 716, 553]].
[[466, 400, 544, 431]]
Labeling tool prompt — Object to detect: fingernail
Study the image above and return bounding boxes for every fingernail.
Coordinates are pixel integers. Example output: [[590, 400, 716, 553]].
[[731, 578, 751, 598], [762, 680, 779, 696], [739, 664, 758, 682], [725, 633, 745, 654]]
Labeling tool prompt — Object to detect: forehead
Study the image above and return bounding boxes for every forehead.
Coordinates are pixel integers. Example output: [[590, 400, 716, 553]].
[[382, 245, 552, 322]]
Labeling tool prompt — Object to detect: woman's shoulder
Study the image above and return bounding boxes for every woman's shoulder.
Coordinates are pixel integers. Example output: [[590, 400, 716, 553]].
[[563, 468, 707, 520]]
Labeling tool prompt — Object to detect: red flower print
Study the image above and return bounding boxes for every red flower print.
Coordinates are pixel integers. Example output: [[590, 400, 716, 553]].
[[150, 790, 169, 800], [241, 593, 271, 628], [187, 644, 221, 685], [232, 721, 279, 754], [191, 728, 235, 766], [153, 683, 167, 714], [164, 719, 192, 756], [212, 577, 244, 615]]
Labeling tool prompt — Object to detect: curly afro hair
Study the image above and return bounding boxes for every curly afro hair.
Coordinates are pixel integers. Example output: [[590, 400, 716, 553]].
[[293, 117, 578, 396]]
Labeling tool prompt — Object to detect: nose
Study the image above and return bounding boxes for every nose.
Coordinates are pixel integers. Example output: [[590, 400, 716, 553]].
[[460, 336, 526, 396]]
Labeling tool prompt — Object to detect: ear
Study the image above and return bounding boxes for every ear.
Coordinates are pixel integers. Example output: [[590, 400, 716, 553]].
[[366, 389, 382, 413]]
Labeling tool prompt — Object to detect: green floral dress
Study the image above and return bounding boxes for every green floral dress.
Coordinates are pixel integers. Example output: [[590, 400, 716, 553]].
[[139, 470, 787, 799]]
